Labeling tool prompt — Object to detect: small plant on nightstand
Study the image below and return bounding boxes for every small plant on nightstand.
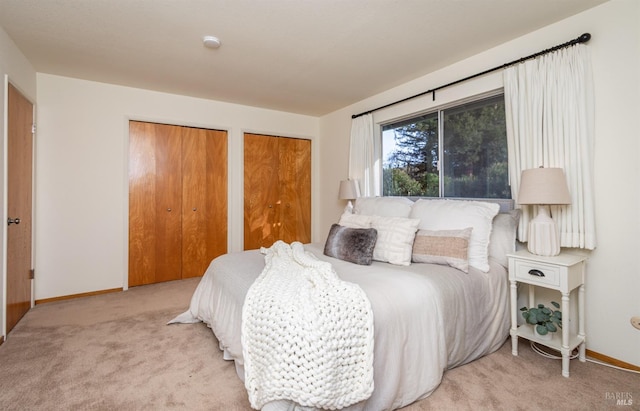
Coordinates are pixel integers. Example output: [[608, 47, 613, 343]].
[[520, 301, 562, 336]]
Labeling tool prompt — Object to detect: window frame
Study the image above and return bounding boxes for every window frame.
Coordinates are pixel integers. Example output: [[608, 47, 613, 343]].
[[380, 89, 510, 200]]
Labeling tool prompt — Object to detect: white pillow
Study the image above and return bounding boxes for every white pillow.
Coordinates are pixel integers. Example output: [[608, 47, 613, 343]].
[[354, 197, 414, 218], [488, 209, 521, 268], [338, 212, 372, 228], [370, 216, 420, 266], [409, 199, 500, 272]]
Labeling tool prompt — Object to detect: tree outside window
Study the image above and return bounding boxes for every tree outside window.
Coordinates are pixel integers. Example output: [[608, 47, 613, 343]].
[[382, 94, 510, 199]]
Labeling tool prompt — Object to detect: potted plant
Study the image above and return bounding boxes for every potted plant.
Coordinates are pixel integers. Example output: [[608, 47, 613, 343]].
[[520, 301, 562, 340]]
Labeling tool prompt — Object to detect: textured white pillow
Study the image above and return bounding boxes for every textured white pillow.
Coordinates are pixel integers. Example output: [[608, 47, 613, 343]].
[[409, 199, 500, 272], [354, 197, 414, 218], [370, 216, 420, 266], [338, 212, 373, 228]]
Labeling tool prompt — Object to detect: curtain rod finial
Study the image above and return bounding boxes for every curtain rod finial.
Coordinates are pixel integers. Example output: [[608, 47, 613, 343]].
[[578, 33, 591, 43]]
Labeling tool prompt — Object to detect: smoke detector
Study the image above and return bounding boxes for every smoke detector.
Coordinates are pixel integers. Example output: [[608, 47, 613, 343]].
[[203, 36, 221, 49]]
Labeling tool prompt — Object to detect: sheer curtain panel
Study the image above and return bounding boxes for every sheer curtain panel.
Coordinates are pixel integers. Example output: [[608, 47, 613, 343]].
[[504, 44, 596, 249], [349, 113, 380, 197]]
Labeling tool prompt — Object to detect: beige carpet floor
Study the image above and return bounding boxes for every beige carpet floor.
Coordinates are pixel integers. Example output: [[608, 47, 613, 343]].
[[0, 278, 637, 411]]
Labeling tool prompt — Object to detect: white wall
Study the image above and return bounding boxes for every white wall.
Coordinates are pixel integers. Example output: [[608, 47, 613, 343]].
[[35, 74, 319, 299], [0, 25, 37, 337], [319, 0, 640, 366]]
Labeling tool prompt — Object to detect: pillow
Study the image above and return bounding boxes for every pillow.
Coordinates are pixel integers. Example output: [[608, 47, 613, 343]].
[[354, 197, 414, 218], [338, 212, 372, 229], [488, 209, 521, 268], [370, 216, 420, 266], [412, 228, 473, 273], [323, 224, 378, 265], [409, 199, 500, 272]]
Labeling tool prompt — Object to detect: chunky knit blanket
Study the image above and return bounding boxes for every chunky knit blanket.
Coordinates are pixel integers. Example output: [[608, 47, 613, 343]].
[[241, 241, 375, 410]]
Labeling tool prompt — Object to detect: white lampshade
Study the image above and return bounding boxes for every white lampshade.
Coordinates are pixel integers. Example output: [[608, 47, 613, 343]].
[[518, 168, 571, 205], [517, 167, 571, 257], [338, 180, 360, 200]]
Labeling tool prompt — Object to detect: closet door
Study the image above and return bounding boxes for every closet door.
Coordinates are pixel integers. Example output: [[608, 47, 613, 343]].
[[244, 133, 280, 250], [279, 137, 311, 244], [129, 121, 228, 286], [129, 122, 182, 286], [181, 127, 228, 278], [243, 133, 311, 250]]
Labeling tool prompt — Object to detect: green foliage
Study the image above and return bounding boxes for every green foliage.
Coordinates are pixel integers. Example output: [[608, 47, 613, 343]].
[[520, 301, 563, 335], [383, 168, 424, 196]]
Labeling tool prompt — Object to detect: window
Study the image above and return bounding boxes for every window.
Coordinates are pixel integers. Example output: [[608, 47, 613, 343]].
[[382, 94, 510, 199]]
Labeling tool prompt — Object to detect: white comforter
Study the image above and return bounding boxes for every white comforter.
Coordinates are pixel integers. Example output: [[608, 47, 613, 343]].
[[171, 243, 510, 410]]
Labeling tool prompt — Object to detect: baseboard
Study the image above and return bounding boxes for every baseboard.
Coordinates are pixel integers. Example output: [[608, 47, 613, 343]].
[[35, 287, 123, 305], [0, 335, 4, 346], [586, 349, 640, 372]]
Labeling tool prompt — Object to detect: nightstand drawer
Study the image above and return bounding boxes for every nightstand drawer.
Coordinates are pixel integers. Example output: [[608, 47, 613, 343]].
[[513, 260, 560, 287]]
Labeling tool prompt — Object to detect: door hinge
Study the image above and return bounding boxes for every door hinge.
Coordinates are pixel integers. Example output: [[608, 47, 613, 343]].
[[29, 269, 34, 280], [32, 123, 36, 134]]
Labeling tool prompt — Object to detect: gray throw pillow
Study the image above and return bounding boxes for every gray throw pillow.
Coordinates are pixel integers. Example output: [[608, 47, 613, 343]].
[[324, 224, 378, 265]]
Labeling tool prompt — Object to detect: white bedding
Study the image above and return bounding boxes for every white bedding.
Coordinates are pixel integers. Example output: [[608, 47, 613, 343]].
[[171, 242, 510, 410]]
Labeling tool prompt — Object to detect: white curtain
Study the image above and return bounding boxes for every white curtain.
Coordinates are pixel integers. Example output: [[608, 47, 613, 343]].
[[504, 44, 596, 249], [349, 113, 381, 197]]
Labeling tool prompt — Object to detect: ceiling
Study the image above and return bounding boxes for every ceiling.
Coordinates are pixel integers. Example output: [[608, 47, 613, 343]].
[[0, 0, 607, 116]]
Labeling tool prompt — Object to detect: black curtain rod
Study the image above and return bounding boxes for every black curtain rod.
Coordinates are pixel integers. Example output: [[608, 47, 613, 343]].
[[352, 32, 592, 119]]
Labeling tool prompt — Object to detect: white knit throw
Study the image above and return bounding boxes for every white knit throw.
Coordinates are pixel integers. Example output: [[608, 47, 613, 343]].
[[241, 241, 375, 410]]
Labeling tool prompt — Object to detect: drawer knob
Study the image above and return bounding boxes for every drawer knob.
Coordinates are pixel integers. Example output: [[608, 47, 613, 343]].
[[528, 269, 545, 277]]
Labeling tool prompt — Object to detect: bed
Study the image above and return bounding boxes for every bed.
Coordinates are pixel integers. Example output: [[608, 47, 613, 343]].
[[171, 197, 518, 410]]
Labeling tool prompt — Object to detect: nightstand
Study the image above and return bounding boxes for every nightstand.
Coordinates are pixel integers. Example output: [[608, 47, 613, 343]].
[[507, 249, 587, 377]]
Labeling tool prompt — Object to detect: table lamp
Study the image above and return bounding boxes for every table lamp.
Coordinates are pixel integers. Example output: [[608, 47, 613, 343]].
[[339, 179, 360, 211], [517, 167, 571, 256]]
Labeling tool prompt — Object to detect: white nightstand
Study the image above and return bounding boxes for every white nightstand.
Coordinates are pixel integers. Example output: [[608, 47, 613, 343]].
[[507, 249, 587, 377]]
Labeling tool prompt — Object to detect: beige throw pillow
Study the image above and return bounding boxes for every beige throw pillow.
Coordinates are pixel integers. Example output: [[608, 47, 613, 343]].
[[412, 228, 473, 273]]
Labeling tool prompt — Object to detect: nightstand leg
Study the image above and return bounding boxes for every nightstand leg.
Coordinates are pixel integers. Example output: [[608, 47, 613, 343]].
[[510, 280, 519, 356], [528, 284, 535, 309], [562, 292, 570, 377], [578, 283, 586, 362]]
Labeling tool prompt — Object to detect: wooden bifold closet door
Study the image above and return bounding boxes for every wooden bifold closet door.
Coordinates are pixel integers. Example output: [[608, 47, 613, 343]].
[[128, 121, 227, 286], [244, 133, 311, 250]]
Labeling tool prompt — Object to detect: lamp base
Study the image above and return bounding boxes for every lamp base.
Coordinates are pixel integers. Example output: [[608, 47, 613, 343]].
[[344, 200, 354, 214], [527, 206, 561, 256]]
